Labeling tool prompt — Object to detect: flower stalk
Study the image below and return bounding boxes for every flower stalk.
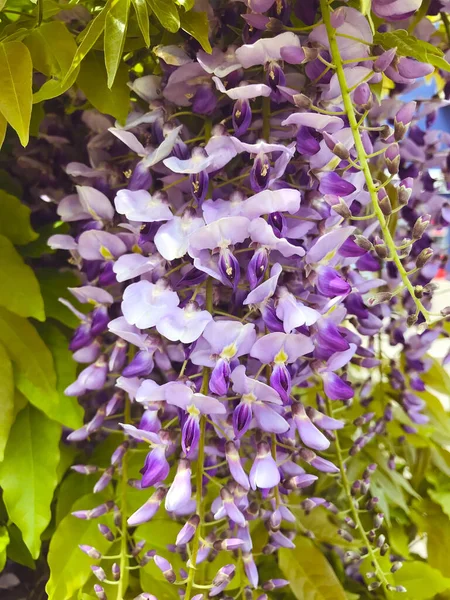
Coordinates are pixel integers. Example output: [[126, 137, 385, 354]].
[[319, 0, 429, 322]]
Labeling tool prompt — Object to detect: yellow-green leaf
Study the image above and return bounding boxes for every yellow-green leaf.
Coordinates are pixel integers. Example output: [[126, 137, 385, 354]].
[[105, 0, 130, 88], [0, 405, 61, 559], [77, 51, 130, 124], [0, 526, 9, 572], [0, 341, 14, 462], [132, 0, 150, 47], [0, 307, 59, 411], [0, 41, 32, 146], [0, 113, 6, 149], [180, 9, 211, 52], [147, 0, 180, 32], [394, 561, 450, 599], [0, 234, 45, 320], [46, 494, 115, 600], [279, 537, 347, 600], [36, 322, 83, 430], [60, 0, 113, 88], [25, 21, 77, 78], [0, 189, 37, 245]]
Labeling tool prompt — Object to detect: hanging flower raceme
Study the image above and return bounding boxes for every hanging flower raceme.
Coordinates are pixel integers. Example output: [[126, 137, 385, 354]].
[[48, 0, 450, 597]]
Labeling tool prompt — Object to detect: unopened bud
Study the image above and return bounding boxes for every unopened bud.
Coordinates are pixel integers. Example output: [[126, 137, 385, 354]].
[[338, 529, 354, 542], [407, 313, 418, 326], [394, 101, 416, 141], [380, 542, 389, 556], [353, 235, 373, 251], [387, 585, 407, 592], [323, 132, 350, 160], [391, 561, 403, 573], [331, 197, 352, 219], [367, 292, 393, 306], [91, 566, 107, 582], [374, 513, 384, 528], [98, 524, 115, 542], [374, 241, 388, 259], [262, 579, 289, 591], [112, 563, 120, 581], [381, 124, 394, 140], [398, 177, 413, 205], [94, 585, 107, 600], [368, 582, 381, 591], [79, 544, 102, 559], [416, 248, 433, 268], [71, 464, 99, 475], [154, 555, 176, 584], [344, 517, 356, 529], [385, 143, 400, 175], [378, 188, 392, 215], [293, 93, 312, 109], [139, 550, 156, 566], [412, 214, 431, 240]]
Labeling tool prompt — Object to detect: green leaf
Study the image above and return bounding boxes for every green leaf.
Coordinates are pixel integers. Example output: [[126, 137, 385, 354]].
[[60, 0, 113, 88], [77, 51, 130, 124], [46, 494, 114, 600], [411, 499, 450, 577], [0, 41, 32, 146], [180, 10, 211, 52], [55, 472, 99, 525], [0, 526, 9, 571], [0, 405, 60, 558], [429, 489, 450, 520], [422, 357, 450, 395], [374, 29, 450, 73], [36, 268, 86, 327], [279, 537, 347, 600], [0, 307, 59, 412], [0, 234, 45, 320], [394, 561, 450, 599], [131, 0, 150, 47], [25, 21, 77, 78], [174, 0, 194, 9], [0, 341, 14, 462], [105, 0, 130, 88], [0, 190, 37, 245], [36, 322, 83, 430], [147, 0, 180, 32], [6, 523, 35, 570], [0, 114, 6, 149]]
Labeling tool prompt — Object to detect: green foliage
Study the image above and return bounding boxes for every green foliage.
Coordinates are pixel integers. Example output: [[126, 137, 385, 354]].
[[0, 41, 32, 146], [374, 29, 450, 72], [0, 404, 61, 558], [393, 561, 450, 599], [0, 341, 14, 463], [0, 0, 210, 143], [0, 189, 37, 245], [279, 537, 347, 600], [0, 234, 45, 320], [0, 307, 59, 413], [46, 494, 115, 600]]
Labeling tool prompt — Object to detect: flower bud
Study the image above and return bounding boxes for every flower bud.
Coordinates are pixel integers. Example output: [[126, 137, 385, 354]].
[[391, 561, 403, 573], [262, 579, 289, 591], [368, 582, 381, 591], [353, 82, 372, 108], [323, 132, 350, 160], [154, 555, 176, 583], [71, 464, 99, 475], [374, 48, 396, 72], [398, 178, 413, 205], [94, 585, 107, 600], [394, 101, 416, 140], [367, 292, 393, 307], [293, 93, 312, 109], [416, 248, 433, 268], [385, 143, 400, 175], [374, 240, 388, 259], [94, 466, 114, 494], [330, 197, 352, 219], [338, 529, 354, 542], [387, 585, 407, 592], [79, 544, 102, 559], [353, 235, 373, 251], [412, 214, 431, 240], [98, 523, 115, 541], [91, 566, 107, 582], [112, 562, 120, 581], [378, 188, 392, 215], [407, 313, 418, 326]]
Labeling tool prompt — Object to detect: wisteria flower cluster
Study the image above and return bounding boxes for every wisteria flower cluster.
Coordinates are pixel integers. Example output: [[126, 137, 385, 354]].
[[44, 0, 450, 598]]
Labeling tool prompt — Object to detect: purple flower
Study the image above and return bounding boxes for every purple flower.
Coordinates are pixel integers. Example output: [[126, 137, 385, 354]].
[[249, 441, 280, 490], [121, 280, 180, 329]]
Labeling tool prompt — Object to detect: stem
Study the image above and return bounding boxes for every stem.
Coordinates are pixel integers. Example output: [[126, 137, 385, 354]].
[[116, 397, 131, 600], [324, 396, 390, 590], [320, 0, 429, 323], [185, 279, 213, 600], [262, 96, 271, 141]]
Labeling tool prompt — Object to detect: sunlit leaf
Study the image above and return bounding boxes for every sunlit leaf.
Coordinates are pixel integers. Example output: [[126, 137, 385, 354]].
[[394, 561, 450, 599], [374, 29, 450, 72], [0, 307, 59, 412], [0, 405, 61, 559], [77, 50, 130, 124], [104, 0, 130, 88], [279, 537, 347, 600], [147, 0, 180, 33], [0, 234, 45, 320], [0, 341, 14, 462], [131, 0, 150, 46], [25, 21, 76, 78], [0, 41, 32, 146], [180, 9, 211, 52], [0, 190, 37, 245]]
